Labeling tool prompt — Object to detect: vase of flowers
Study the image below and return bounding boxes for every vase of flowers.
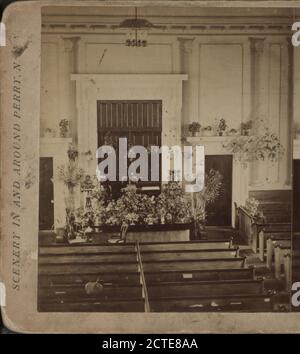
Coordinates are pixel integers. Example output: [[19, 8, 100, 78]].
[[67, 144, 79, 161], [55, 226, 66, 243], [188, 122, 201, 137], [223, 128, 284, 167], [202, 126, 214, 137], [59, 119, 69, 138], [44, 127, 54, 138], [244, 197, 265, 222], [228, 128, 238, 136], [217, 118, 227, 136], [241, 120, 253, 136]]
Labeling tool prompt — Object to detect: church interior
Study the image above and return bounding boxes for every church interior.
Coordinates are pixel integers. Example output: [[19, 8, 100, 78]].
[[38, 5, 300, 313]]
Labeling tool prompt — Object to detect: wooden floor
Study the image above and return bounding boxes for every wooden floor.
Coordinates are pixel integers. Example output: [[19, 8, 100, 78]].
[[38, 232, 286, 312]]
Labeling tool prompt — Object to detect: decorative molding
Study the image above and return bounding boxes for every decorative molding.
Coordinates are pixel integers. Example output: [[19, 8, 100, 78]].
[[62, 36, 80, 52], [177, 37, 195, 54], [249, 37, 266, 53], [41, 16, 293, 35]]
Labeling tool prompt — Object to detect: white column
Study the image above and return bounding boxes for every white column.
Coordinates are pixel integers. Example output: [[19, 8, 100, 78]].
[[248, 37, 267, 187]]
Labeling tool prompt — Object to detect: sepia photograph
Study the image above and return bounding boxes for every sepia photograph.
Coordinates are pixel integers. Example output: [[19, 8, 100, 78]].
[[37, 4, 297, 314], [3, 0, 300, 335]]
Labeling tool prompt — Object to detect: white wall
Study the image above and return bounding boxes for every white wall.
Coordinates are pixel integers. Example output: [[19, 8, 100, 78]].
[[41, 28, 294, 191]]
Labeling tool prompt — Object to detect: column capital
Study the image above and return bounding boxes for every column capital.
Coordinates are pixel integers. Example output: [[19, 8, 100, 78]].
[[249, 37, 265, 53], [177, 37, 195, 54], [61, 36, 81, 52]]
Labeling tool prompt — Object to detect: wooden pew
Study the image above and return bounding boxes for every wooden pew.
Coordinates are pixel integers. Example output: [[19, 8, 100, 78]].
[[283, 254, 292, 291], [39, 243, 145, 312], [39, 253, 138, 265], [39, 272, 141, 287], [38, 241, 256, 313], [248, 190, 291, 221], [38, 298, 145, 312], [258, 231, 291, 262], [266, 237, 290, 270], [259, 203, 291, 224], [147, 279, 264, 298], [39, 262, 139, 275], [141, 248, 239, 262], [144, 268, 255, 284], [274, 243, 291, 280], [150, 294, 273, 312], [40, 240, 233, 256], [39, 283, 143, 300], [237, 206, 257, 249], [140, 239, 233, 252], [142, 258, 246, 272], [292, 262, 300, 286], [237, 201, 291, 254], [40, 244, 136, 255]]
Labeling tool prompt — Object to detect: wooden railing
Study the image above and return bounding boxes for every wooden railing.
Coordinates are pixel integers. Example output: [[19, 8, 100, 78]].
[[136, 241, 150, 312], [237, 206, 263, 252]]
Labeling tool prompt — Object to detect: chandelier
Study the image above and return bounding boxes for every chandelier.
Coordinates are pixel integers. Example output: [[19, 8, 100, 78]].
[[119, 8, 155, 47]]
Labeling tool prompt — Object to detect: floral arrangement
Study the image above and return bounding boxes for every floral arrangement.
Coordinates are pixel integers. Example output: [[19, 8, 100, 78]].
[[56, 144, 85, 241], [193, 169, 223, 225], [103, 131, 116, 147], [76, 181, 194, 227], [75, 207, 95, 229], [59, 119, 69, 138], [201, 125, 214, 137], [217, 118, 227, 136], [57, 163, 85, 190], [244, 197, 265, 221], [157, 182, 193, 224], [188, 122, 201, 136], [44, 127, 55, 137], [67, 144, 79, 161], [71, 170, 223, 232], [241, 120, 253, 135], [103, 185, 146, 226], [228, 128, 238, 136], [223, 129, 284, 167]]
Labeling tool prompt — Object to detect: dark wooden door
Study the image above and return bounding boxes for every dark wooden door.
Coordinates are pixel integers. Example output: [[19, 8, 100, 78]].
[[97, 100, 162, 198], [205, 155, 232, 226], [39, 157, 54, 230]]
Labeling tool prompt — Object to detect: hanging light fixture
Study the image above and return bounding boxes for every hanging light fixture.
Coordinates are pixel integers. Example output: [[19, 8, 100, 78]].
[[119, 8, 155, 47]]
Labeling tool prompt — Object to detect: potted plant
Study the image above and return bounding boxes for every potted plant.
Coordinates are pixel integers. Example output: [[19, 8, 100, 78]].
[[244, 197, 265, 222], [217, 118, 227, 136], [157, 181, 193, 225], [202, 126, 214, 137], [44, 127, 54, 138], [144, 214, 159, 225], [228, 128, 238, 136], [55, 225, 66, 243], [188, 122, 201, 137], [59, 119, 69, 138], [192, 169, 223, 237], [241, 120, 253, 136], [57, 146, 85, 242], [67, 144, 79, 161]]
